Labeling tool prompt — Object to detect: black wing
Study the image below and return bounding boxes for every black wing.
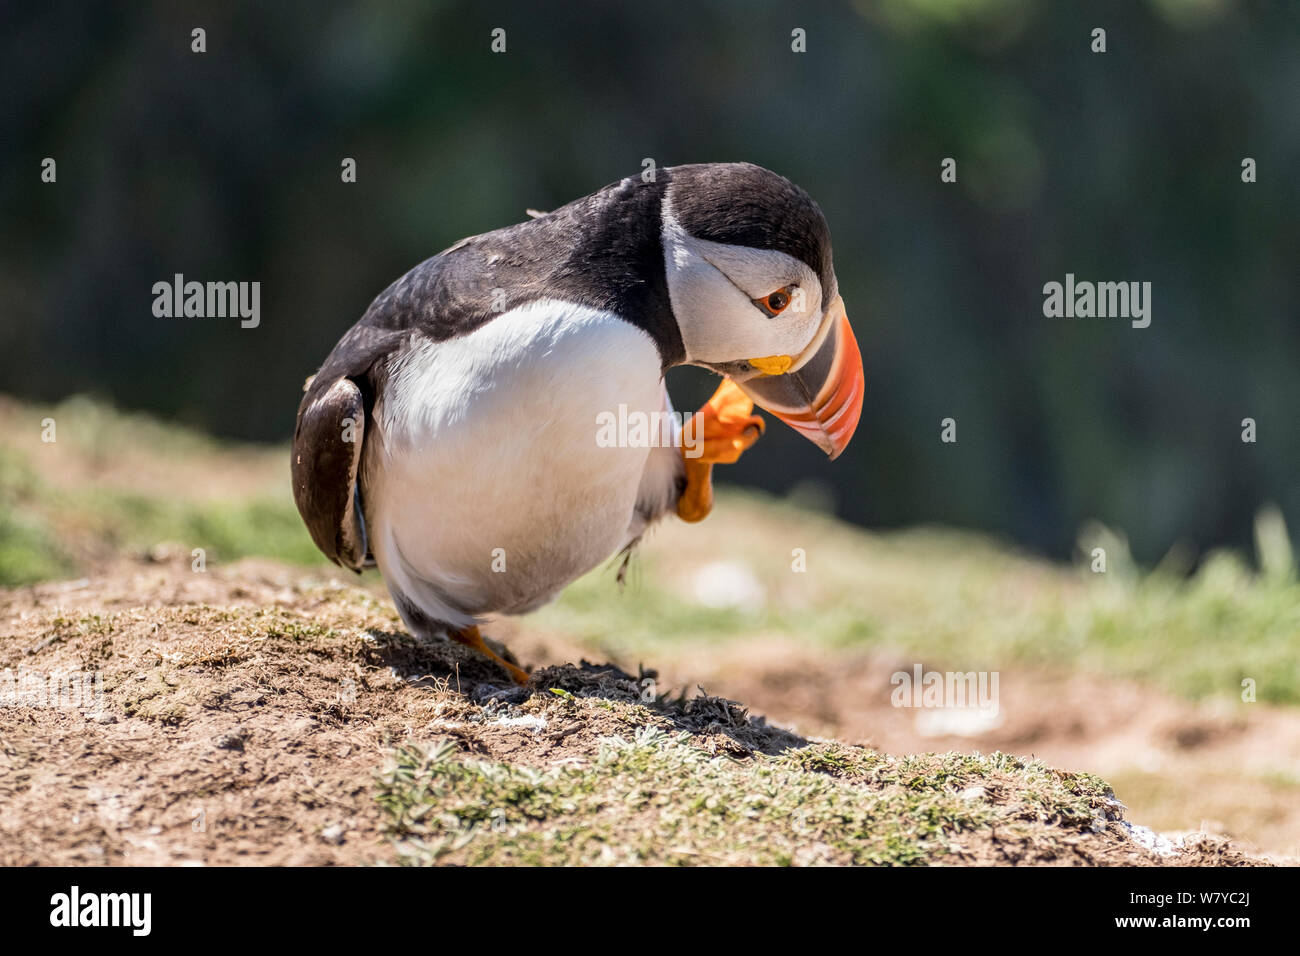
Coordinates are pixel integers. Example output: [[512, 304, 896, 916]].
[[291, 374, 371, 571]]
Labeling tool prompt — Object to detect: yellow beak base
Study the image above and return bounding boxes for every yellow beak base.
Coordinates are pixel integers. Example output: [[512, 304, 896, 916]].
[[748, 354, 793, 376]]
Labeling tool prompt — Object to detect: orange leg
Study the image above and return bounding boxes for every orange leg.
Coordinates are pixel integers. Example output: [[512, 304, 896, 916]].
[[450, 625, 530, 685], [677, 379, 765, 523]]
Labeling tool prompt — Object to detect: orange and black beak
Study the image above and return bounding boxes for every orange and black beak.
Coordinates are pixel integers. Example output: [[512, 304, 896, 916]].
[[737, 295, 863, 459]]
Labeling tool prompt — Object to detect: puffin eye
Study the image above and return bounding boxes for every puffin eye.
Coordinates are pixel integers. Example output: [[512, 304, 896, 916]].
[[756, 285, 795, 317]]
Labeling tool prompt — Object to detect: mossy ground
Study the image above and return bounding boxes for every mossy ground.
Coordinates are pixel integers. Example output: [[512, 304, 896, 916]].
[[377, 731, 1124, 866]]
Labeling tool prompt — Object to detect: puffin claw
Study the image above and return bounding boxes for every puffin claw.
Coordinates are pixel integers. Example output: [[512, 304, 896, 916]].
[[677, 378, 766, 522], [449, 625, 530, 685]]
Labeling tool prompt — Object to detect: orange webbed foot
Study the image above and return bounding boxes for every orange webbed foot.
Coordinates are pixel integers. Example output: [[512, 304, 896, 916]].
[[677, 379, 765, 523], [449, 625, 530, 685]]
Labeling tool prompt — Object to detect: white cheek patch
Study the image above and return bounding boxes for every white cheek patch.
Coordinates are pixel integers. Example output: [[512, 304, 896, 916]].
[[662, 205, 823, 365]]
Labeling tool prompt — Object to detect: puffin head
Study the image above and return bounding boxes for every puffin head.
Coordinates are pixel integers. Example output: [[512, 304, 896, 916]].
[[661, 163, 864, 459]]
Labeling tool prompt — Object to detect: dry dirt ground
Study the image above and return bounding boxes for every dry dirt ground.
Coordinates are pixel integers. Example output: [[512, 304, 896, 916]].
[[0, 556, 1275, 866]]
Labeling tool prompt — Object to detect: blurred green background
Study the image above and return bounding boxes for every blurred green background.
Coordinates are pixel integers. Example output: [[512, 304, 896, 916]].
[[3, 0, 1297, 562]]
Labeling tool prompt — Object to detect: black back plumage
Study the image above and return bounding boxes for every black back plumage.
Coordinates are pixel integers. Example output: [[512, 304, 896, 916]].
[[303, 171, 681, 415], [300, 162, 835, 408]]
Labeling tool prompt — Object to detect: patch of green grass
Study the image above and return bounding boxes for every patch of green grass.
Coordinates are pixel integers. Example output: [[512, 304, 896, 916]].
[[0, 400, 323, 576], [536, 492, 1300, 705], [0, 447, 74, 585], [74, 486, 323, 566], [376, 731, 1114, 866], [0, 508, 73, 586], [260, 614, 339, 641]]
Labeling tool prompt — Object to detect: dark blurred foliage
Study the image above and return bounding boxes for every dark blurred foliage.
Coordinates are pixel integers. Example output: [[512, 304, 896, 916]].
[[2, 0, 1297, 562]]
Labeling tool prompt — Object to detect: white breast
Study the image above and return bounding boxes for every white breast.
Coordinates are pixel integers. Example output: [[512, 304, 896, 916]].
[[362, 298, 672, 628]]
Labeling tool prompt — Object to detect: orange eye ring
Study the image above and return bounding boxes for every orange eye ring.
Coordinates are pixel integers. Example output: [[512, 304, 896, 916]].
[[757, 286, 795, 317]]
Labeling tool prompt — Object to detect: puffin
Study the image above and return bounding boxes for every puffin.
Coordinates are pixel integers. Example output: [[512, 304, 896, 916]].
[[292, 163, 864, 683]]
